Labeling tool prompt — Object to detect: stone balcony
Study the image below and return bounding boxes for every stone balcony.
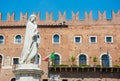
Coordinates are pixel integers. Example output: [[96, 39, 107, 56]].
[[48, 61, 120, 78]]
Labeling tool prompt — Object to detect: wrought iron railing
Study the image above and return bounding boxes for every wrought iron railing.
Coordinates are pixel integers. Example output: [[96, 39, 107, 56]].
[[47, 60, 120, 68]]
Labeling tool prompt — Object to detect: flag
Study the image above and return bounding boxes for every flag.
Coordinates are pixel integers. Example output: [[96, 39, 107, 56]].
[[42, 55, 50, 62], [42, 52, 55, 62], [50, 52, 55, 61]]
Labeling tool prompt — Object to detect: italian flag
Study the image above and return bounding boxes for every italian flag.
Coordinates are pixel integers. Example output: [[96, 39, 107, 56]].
[[42, 52, 55, 62]]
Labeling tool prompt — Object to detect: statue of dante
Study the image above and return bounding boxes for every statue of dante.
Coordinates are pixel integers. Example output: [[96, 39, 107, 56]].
[[20, 14, 39, 64]]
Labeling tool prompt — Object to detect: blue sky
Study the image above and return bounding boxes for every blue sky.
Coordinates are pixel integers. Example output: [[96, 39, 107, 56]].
[[0, 0, 120, 20]]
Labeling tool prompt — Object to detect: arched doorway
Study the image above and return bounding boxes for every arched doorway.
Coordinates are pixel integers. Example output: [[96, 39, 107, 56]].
[[101, 54, 110, 67], [79, 55, 87, 66]]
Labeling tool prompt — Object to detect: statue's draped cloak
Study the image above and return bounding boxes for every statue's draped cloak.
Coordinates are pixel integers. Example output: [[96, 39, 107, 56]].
[[20, 21, 38, 64]]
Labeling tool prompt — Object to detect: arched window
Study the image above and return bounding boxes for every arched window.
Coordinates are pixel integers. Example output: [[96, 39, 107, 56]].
[[35, 54, 40, 64], [53, 34, 60, 44], [79, 55, 87, 66], [14, 35, 22, 44], [0, 55, 3, 68], [0, 35, 4, 44], [101, 54, 110, 67], [54, 54, 60, 65], [11, 78, 16, 81]]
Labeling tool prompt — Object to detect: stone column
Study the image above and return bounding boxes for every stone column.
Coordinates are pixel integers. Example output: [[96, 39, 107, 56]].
[[13, 64, 44, 81]]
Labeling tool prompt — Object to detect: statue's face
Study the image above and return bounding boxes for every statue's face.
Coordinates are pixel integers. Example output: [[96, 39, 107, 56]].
[[30, 16, 36, 22]]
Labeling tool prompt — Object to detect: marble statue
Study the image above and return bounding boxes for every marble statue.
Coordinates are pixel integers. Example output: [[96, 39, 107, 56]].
[[20, 14, 39, 64]]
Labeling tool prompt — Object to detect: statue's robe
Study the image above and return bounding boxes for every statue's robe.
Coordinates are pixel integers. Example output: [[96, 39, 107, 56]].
[[20, 21, 38, 64]]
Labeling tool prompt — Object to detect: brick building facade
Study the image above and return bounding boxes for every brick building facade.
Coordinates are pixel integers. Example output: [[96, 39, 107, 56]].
[[0, 11, 120, 81]]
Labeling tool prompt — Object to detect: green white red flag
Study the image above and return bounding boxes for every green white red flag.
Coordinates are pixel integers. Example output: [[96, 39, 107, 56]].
[[42, 52, 55, 62]]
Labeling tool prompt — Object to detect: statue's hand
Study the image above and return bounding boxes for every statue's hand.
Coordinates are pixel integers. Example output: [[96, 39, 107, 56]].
[[32, 34, 38, 41], [32, 35, 36, 40]]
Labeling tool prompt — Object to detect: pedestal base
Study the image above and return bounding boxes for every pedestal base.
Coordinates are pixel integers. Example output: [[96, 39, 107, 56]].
[[13, 64, 44, 81]]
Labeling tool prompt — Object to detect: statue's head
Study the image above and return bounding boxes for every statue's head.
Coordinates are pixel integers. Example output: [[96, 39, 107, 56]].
[[29, 14, 36, 23]]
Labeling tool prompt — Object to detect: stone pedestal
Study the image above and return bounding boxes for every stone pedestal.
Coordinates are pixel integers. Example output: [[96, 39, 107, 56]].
[[13, 64, 44, 81], [50, 74, 60, 81]]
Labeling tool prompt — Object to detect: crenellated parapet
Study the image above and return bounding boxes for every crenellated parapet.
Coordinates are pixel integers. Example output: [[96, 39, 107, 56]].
[[46, 12, 53, 21], [112, 10, 120, 20], [58, 11, 66, 21], [36, 12, 40, 21], [98, 11, 106, 20], [85, 11, 92, 21], [7, 13, 15, 22], [0, 10, 120, 26], [20, 12, 28, 22], [72, 11, 79, 21]]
